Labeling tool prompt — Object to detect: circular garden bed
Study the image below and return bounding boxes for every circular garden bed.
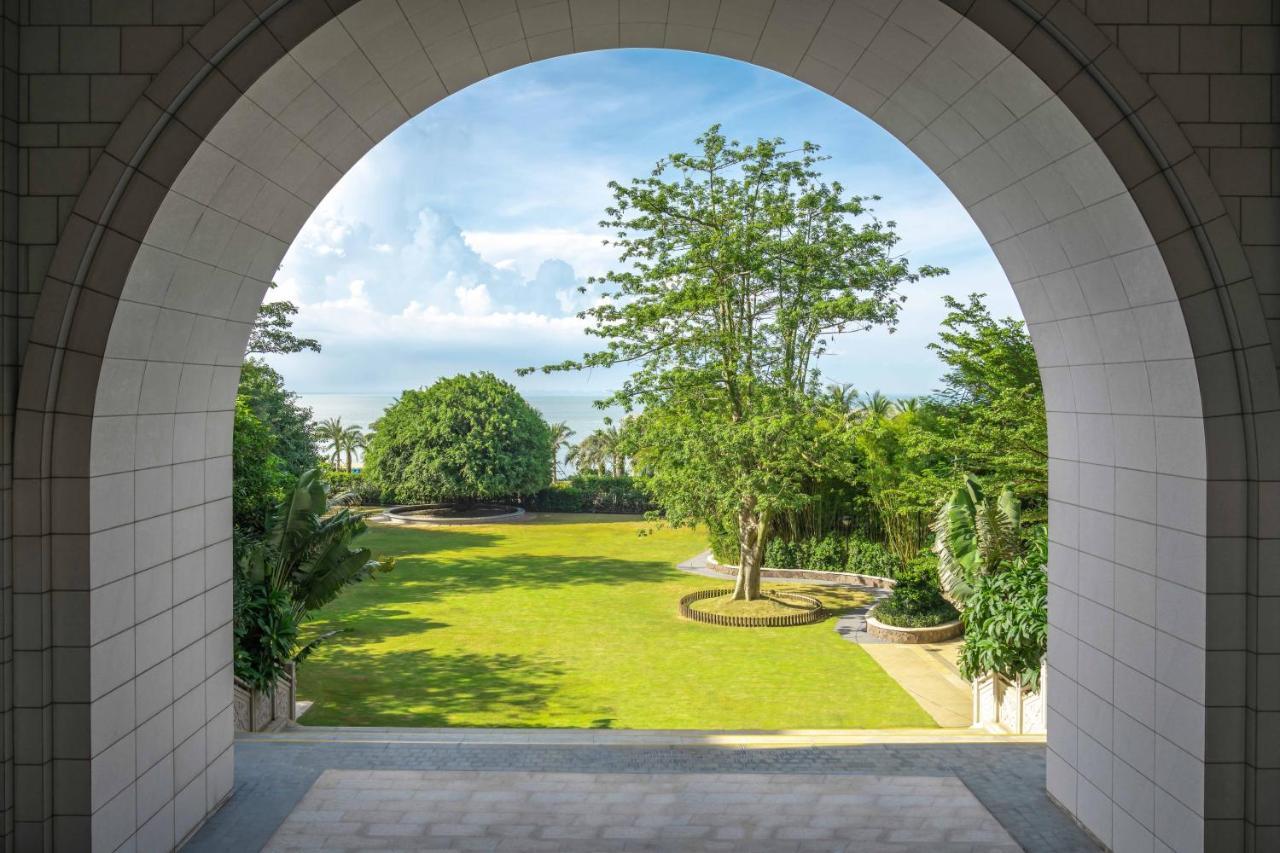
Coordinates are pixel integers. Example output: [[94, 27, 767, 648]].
[[679, 589, 825, 628], [380, 503, 525, 525], [865, 604, 963, 643]]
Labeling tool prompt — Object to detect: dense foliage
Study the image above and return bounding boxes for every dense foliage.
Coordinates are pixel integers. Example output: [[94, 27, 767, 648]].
[[957, 526, 1049, 689], [873, 553, 959, 628], [526, 126, 941, 600], [232, 359, 320, 539], [234, 470, 395, 693], [232, 398, 291, 540], [364, 372, 552, 504]]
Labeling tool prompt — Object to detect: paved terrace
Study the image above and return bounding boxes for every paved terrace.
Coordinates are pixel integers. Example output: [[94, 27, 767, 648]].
[[184, 728, 1098, 852]]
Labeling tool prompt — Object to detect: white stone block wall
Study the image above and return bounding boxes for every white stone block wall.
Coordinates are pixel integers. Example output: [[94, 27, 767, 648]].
[[0, 1, 1273, 851]]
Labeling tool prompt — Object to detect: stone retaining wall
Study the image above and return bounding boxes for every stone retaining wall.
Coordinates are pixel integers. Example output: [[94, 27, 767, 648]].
[[865, 605, 964, 644], [705, 554, 895, 590]]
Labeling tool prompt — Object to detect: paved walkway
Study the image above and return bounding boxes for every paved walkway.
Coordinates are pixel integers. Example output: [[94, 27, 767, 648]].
[[677, 552, 973, 728], [185, 733, 1099, 852], [263, 769, 1020, 851]]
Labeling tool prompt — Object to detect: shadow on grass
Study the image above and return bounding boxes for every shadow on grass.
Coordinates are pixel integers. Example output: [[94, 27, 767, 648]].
[[300, 647, 565, 727], [303, 608, 451, 648], [772, 584, 879, 620], [329, 549, 681, 612]]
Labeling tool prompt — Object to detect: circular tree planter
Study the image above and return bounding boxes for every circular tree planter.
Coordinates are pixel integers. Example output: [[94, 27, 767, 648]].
[[678, 589, 825, 627], [377, 503, 525, 525], [864, 604, 963, 644]]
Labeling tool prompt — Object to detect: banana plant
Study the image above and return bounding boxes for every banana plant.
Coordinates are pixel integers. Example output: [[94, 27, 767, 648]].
[[932, 473, 1021, 606], [235, 469, 394, 692]]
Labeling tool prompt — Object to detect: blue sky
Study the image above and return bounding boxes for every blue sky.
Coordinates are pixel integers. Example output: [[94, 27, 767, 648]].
[[267, 49, 1018, 398]]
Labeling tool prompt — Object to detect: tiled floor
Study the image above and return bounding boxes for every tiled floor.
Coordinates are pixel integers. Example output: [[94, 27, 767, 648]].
[[184, 732, 1099, 852], [263, 769, 1022, 851]]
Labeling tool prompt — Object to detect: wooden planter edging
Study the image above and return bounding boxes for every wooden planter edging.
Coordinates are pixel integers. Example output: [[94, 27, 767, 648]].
[[678, 588, 825, 627], [864, 604, 964, 644], [705, 554, 895, 590]]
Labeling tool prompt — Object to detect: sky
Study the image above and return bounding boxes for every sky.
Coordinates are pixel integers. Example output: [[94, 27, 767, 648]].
[[266, 48, 1019, 399]]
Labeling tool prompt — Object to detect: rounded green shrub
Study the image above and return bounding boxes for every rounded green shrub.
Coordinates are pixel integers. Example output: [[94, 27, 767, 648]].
[[873, 553, 958, 628]]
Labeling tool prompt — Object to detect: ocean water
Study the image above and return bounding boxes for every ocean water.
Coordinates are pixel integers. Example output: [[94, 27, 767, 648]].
[[297, 392, 627, 469]]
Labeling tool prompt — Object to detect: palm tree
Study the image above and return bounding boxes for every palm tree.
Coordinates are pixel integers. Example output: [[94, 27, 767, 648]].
[[315, 417, 347, 467], [826, 382, 858, 421], [548, 422, 575, 482], [896, 396, 922, 415], [858, 390, 895, 420], [568, 429, 612, 475], [341, 424, 366, 473]]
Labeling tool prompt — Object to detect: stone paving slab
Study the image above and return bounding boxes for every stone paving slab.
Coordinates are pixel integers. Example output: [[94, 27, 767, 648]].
[[184, 738, 1099, 852], [263, 769, 1022, 852]]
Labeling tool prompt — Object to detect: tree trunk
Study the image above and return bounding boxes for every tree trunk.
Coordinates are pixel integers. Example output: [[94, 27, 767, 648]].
[[732, 502, 768, 601], [346, 449, 353, 474]]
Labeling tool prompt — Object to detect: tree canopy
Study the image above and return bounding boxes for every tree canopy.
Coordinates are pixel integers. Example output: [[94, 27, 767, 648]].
[[248, 284, 320, 355], [525, 125, 943, 599], [238, 358, 320, 477], [364, 372, 553, 504]]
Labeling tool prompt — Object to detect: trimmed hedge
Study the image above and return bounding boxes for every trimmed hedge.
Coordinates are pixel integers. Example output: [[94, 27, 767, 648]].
[[524, 474, 652, 514]]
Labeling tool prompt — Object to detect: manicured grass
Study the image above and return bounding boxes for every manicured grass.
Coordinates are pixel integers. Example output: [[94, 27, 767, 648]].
[[297, 514, 936, 729]]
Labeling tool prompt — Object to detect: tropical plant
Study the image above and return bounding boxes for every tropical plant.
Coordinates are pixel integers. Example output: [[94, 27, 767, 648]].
[[825, 383, 859, 423], [315, 417, 348, 468], [932, 473, 1022, 605], [568, 424, 626, 476], [858, 390, 895, 420], [363, 372, 552, 504], [340, 424, 366, 473], [523, 125, 942, 600], [234, 469, 395, 693], [548, 422, 575, 482], [957, 525, 1048, 689]]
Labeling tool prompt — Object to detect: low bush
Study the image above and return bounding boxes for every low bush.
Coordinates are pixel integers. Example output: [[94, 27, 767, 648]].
[[525, 474, 652, 514], [322, 468, 385, 506], [846, 538, 903, 578], [761, 534, 846, 571], [873, 553, 959, 628]]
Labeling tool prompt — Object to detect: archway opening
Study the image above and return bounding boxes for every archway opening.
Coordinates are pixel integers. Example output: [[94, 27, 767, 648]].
[[15, 1, 1262, 851]]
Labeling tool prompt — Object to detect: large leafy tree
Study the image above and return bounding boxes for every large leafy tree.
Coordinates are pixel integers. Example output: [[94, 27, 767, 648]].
[[232, 398, 291, 538], [923, 294, 1047, 503], [238, 358, 320, 477], [525, 126, 943, 600], [364, 372, 553, 504]]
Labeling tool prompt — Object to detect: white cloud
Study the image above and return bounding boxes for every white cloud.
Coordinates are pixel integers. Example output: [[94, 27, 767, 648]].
[[455, 283, 493, 315], [462, 227, 618, 279]]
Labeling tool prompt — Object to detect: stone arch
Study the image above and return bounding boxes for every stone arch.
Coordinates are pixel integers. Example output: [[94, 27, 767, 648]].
[[11, 0, 1276, 850]]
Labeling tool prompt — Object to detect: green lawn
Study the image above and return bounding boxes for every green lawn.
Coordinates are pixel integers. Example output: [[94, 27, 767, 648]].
[[297, 514, 935, 729]]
